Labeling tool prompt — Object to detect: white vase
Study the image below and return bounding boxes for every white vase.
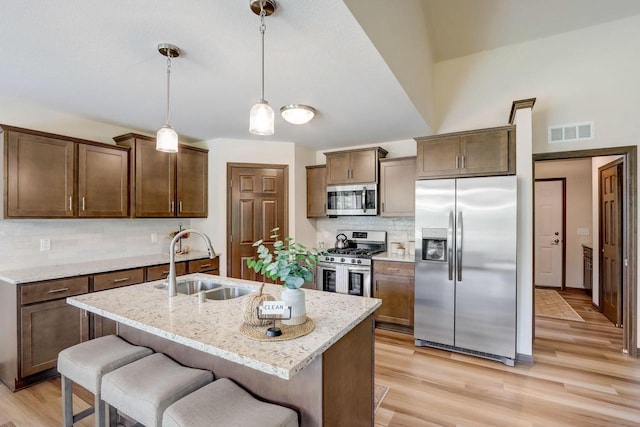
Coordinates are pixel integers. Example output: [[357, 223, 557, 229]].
[[281, 288, 306, 325]]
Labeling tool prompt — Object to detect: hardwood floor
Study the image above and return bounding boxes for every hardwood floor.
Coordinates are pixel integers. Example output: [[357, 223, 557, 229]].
[[2, 290, 639, 426], [375, 290, 640, 426]]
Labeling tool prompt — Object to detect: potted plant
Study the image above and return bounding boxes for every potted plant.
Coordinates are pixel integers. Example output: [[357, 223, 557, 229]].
[[246, 228, 323, 325]]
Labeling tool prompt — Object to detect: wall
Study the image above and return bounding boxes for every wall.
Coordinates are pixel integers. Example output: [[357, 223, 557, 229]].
[[192, 138, 317, 277], [434, 15, 640, 351], [535, 158, 593, 288]]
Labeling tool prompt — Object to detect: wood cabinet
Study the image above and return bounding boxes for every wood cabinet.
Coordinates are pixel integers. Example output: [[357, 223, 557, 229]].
[[93, 268, 145, 292], [114, 133, 208, 218], [324, 147, 387, 185], [415, 126, 515, 179], [19, 277, 89, 379], [306, 165, 326, 218], [146, 262, 188, 281], [583, 245, 593, 295], [188, 257, 220, 274], [373, 260, 414, 332], [380, 156, 416, 217], [3, 125, 130, 219]]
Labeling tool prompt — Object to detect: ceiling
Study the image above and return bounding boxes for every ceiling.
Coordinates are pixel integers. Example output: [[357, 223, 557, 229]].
[[2, 1, 640, 150]]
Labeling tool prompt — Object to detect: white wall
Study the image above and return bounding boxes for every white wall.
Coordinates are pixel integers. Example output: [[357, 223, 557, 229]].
[[434, 15, 640, 352], [535, 159, 593, 288], [193, 138, 316, 277]]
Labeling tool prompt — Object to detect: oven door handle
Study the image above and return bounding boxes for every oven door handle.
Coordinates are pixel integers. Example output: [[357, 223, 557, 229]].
[[345, 266, 371, 272], [317, 262, 337, 269]]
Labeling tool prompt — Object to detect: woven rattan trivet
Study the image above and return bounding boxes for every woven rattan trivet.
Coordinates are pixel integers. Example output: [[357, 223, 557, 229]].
[[239, 317, 315, 341]]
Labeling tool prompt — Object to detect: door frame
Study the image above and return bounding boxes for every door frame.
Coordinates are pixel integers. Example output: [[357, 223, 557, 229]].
[[225, 162, 289, 279], [534, 178, 567, 290], [598, 158, 624, 325], [533, 146, 637, 356]]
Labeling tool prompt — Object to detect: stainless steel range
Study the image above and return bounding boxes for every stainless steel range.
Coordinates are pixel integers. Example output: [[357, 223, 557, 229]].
[[317, 230, 386, 297]]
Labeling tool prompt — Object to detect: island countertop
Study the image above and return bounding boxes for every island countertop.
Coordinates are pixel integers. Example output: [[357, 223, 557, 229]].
[[67, 273, 381, 380]]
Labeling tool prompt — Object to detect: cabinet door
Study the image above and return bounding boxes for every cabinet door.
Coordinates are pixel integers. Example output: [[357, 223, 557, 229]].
[[349, 150, 377, 183], [5, 131, 75, 218], [135, 138, 175, 217], [373, 274, 414, 327], [177, 147, 208, 218], [459, 129, 510, 176], [78, 144, 128, 217], [21, 299, 89, 377], [306, 166, 326, 218], [380, 157, 416, 217], [416, 136, 460, 179], [325, 152, 351, 185], [93, 315, 117, 339]]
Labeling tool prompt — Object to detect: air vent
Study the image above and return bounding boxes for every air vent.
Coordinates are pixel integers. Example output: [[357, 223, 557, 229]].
[[548, 122, 594, 144]]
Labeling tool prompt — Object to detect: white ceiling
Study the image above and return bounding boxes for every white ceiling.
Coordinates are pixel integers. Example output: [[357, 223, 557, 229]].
[[2, 1, 640, 150]]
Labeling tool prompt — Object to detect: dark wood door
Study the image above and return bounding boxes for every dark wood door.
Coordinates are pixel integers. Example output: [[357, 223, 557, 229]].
[[5, 130, 75, 218], [380, 157, 416, 217], [600, 160, 623, 326], [415, 136, 460, 178], [306, 165, 326, 218], [227, 164, 287, 280], [177, 146, 208, 218], [78, 143, 128, 217], [21, 299, 89, 377], [135, 138, 175, 217]]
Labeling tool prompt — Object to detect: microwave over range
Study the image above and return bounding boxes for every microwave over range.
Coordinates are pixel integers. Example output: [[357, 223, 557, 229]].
[[326, 183, 378, 216]]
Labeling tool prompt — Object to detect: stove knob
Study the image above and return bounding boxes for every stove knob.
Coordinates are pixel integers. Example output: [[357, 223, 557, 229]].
[[340, 258, 345, 263], [357, 259, 362, 264], [351, 259, 356, 264], [330, 257, 335, 262]]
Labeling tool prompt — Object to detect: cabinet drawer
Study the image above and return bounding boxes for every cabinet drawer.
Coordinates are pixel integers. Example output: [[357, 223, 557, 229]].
[[373, 261, 414, 277], [20, 276, 89, 305], [93, 268, 145, 291], [188, 258, 219, 273], [146, 262, 187, 281]]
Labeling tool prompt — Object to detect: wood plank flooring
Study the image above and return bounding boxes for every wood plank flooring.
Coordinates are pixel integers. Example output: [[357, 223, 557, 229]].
[[2, 290, 640, 426]]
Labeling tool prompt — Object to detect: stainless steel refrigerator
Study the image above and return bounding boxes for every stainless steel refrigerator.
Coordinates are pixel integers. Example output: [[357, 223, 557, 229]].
[[414, 175, 517, 366]]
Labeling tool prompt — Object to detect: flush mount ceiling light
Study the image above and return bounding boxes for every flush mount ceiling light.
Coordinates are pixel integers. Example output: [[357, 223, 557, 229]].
[[280, 104, 317, 125], [156, 43, 180, 153], [249, 0, 276, 136]]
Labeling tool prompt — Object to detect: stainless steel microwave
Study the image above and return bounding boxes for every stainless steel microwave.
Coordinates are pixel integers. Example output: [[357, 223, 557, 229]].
[[326, 184, 378, 216]]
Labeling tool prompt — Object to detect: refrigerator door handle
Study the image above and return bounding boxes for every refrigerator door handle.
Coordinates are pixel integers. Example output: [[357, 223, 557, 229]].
[[448, 211, 454, 281], [457, 211, 463, 281]]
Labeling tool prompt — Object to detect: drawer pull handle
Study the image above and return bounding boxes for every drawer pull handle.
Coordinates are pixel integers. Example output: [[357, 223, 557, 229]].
[[47, 287, 69, 294], [162, 270, 170, 274], [199, 264, 211, 269], [387, 268, 400, 272], [112, 277, 131, 283]]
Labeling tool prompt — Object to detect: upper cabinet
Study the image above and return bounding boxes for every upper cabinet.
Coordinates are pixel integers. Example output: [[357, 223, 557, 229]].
[[415, 126, 515, 179], [325, 147, 387, 185], [3, 125, 129, 219], [306, 165, 326, 218], [114, 133, 208, 218], [379, 157, 416, 217]]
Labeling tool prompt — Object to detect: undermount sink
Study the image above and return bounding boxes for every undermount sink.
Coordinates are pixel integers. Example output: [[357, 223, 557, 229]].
[[154, 279, 255, 300]]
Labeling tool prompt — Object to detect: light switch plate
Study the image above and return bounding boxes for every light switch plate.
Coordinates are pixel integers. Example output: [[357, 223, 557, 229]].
[[577, 228, 590, 236], [40, 238, 51, 251], [151, 233, 158, 243]]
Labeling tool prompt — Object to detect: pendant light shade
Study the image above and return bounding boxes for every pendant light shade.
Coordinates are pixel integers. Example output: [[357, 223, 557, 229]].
[[156, 43, 180, 153], [249, 0, 276, 136], [250, 100, 275, 135]]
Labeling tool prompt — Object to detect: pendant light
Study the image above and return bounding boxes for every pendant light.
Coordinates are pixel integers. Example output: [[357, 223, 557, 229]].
[[249, 0, 276, 136], [280, 104, 317, 125], [156, 43, 180, 153]]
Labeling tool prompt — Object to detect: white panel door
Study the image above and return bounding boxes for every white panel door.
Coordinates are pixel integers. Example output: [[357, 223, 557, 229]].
[[534, 180, 564, 287]]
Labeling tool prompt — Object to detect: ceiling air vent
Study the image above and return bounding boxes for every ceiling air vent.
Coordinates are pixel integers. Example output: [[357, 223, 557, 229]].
[[548, 122, 594, 144]]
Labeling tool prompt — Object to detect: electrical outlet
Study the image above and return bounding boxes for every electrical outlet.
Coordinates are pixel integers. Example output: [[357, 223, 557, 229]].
[[151, 233, 158, 243], [40, 238, 51, 251]]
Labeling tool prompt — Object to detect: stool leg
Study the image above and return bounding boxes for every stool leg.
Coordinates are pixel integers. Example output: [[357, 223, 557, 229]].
[[107, 403, 117, 427], [61, 375, 73, 427], [95, 393, 105, 427]]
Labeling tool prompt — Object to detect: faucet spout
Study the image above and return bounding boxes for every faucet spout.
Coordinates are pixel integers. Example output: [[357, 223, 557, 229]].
[[168, 229, 216, 297]]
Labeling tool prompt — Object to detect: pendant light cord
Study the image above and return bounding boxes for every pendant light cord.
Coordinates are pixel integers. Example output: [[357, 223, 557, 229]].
[[259, 1, 266, 101], [166, 54, 172, 126]]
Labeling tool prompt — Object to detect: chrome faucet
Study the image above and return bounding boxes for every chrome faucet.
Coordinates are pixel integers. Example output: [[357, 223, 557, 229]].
[[168, 229, 216, 297]]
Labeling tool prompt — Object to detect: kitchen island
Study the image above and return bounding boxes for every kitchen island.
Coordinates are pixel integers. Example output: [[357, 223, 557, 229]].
[[67, 273, 381, 426]]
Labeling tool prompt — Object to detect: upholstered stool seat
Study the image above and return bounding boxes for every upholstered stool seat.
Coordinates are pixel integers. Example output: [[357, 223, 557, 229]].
[[57, 334, 153, 427], [163, 378, 299, 427], [101, 352, 213, 427]]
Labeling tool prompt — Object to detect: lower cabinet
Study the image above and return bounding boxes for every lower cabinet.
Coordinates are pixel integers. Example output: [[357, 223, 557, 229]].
[[373, 261, 414, 332], [146, 262, 187, 281], [188, 257, 220, 274]]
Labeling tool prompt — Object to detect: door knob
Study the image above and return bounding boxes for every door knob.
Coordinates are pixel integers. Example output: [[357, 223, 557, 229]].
[[550, 239, 560, 245]]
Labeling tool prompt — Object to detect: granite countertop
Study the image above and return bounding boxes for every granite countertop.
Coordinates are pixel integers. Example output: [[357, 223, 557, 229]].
[[0, 251, 216, 285], [67, 274, 381, 381], [372, 251, 415, 263]]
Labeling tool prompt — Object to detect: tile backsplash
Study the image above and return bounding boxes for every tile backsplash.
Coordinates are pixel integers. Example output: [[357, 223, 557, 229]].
[[0, 219, 192, 271], [315, 216, 415, 250]]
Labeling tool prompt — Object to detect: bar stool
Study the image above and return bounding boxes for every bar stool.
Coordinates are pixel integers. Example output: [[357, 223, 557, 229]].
[[163, 378, 299, 427], [101, 352, 213, 427], [57, 335, 153, 427]]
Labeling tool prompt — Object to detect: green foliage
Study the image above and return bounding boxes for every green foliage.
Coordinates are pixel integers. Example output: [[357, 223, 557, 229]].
[[246, 228, 325, 289]]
